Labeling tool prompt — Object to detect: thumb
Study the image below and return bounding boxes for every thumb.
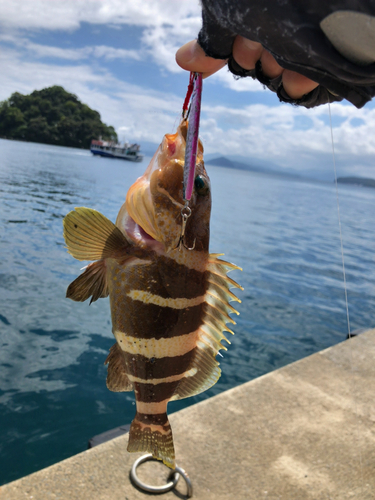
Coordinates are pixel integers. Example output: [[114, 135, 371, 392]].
[[176, 40, 227, 78]]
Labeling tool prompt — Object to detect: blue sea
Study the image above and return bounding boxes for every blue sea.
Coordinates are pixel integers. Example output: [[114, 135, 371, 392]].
[[0, 138, 374, 486]]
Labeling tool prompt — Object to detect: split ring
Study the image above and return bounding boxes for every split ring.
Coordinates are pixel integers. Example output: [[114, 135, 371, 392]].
[[130, 454, 193, 497]]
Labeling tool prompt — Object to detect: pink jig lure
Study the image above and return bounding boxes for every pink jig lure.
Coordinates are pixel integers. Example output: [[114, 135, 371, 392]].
[[183, 72, 203, 202]]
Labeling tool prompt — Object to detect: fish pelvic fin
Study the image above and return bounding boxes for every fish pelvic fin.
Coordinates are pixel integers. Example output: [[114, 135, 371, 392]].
[[127, 413, 175, 469], [63, 207, 130, 261], [66, 260, 108, 304], [105, 343, 133, 392]]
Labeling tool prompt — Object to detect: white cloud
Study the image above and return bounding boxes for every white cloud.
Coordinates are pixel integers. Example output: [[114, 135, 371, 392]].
[[0, 1, 202, 75], [142, 16, 202, 73], [0, 0, 201, 31], [28, 42, 141, 62], [0, 0, 272, 91], [198, 101, 375, 178], [0, 48, 113, 101], [92, 45, 141, 60], [0, 34, 142, 61]]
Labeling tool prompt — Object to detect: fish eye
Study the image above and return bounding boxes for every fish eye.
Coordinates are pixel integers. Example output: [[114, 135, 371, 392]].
[[194, 175, 209, 196]]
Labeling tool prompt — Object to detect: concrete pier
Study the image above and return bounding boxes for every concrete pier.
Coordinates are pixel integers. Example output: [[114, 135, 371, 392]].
[[1, 328, 374, 500]]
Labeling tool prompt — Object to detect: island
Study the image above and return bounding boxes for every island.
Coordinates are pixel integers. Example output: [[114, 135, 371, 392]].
[[0, 86, 117, 149], [337, 177, 375, 188]]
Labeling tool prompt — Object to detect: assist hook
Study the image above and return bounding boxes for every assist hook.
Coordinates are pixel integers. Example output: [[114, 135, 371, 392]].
[[176, 202, 196, 251]]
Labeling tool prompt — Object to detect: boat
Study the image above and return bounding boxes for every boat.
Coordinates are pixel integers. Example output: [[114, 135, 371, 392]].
[[90, 139, 143, 162]]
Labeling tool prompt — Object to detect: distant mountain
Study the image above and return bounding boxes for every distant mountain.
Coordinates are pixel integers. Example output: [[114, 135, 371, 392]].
[[337, 176, 375, 188], [206, 155, 262, 171], [206, 156, 237, 168], [205, 155, 303, 179]]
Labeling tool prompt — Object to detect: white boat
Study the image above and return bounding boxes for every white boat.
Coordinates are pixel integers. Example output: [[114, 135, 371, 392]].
[[90, 139, 143, 162]]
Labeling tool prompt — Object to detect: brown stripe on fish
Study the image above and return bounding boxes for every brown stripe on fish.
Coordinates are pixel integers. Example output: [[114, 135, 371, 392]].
[[134, 380, 180, 403], [110, 255, 208, 299], [111, 299, 204, 339], [135, 411, 169, 426], [119, 346, 198, 379]]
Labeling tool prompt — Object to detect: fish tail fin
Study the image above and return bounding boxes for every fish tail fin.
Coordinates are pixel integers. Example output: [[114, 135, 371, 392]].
[[127, 412, 175, 469]]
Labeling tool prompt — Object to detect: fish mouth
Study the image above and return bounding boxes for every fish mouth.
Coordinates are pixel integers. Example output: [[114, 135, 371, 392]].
[[122, 121, 198, 254], [124, 214, 164, 253]]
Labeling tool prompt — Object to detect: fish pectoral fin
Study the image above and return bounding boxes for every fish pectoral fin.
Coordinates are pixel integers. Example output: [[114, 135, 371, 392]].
[[128, 413, 175, 469], [63, 207, 130, 261], [67, 260, 108, 304], [105, 343, 133, 392]]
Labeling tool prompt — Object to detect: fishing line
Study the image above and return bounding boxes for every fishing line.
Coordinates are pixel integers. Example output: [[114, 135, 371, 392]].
[[328, 100, 364, 495], [328, 102, 351, 339]]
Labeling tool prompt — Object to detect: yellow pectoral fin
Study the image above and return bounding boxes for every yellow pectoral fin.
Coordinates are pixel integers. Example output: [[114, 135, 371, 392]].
[[66, 260, 108, 304], [63, 207, 129, 261]]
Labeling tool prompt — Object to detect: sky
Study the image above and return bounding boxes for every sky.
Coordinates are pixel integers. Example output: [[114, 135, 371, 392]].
[[0, 0, 374, 181]]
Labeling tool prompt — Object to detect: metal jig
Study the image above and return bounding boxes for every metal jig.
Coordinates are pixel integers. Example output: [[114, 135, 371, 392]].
[[176, 203, 196, 251], [175, 72, 202, 252]]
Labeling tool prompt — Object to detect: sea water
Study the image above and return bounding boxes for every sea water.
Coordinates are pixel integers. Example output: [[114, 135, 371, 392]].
[[0, 138, 374, 485]]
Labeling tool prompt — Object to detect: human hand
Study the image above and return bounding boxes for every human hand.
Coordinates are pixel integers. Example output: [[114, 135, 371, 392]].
[[176, 36, 318, 100]]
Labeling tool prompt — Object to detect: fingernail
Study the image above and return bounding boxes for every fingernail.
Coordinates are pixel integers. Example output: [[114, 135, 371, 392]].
[[176, 40, 197, 64]]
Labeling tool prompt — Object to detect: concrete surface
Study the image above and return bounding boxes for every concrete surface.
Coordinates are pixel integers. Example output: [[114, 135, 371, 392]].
[[1, 328, 374, 500]]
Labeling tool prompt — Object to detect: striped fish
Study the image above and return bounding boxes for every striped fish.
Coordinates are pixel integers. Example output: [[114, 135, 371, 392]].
[[63, 121, 242, 468]]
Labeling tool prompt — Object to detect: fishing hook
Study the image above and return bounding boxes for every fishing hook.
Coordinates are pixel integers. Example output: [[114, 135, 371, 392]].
[[176, 203, 196, 251]]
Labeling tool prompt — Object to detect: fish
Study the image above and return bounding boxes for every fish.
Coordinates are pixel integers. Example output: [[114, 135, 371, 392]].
[[63, 120, 242, 468]]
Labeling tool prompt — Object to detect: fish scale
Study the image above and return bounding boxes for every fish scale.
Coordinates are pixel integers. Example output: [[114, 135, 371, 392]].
[[63, 120, 242, 468]]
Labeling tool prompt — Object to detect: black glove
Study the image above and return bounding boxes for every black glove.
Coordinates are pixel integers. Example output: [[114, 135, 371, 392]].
[[198, 0, 375, 109]]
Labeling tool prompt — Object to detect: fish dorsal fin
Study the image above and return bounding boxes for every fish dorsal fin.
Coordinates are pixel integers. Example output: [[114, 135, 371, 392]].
[[171, 254, 242, 401], [105, 343, 134, 392], [63, 207, 130, 261]]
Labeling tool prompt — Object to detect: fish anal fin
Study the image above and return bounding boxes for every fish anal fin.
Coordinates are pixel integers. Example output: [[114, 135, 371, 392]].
[[171, 346, 221, 401], [128, 413, 175, 469], [105, 343, 133, 392], [66, 260, 108, 304], [63, 207, 130, 261]]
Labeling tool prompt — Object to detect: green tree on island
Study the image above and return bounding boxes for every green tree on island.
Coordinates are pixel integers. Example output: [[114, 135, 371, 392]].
[[0, 86, 118, 149]]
